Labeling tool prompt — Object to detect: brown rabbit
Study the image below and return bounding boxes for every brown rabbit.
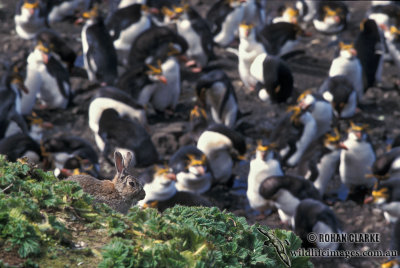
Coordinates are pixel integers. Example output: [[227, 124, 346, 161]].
[[66, 150, 146, 214]]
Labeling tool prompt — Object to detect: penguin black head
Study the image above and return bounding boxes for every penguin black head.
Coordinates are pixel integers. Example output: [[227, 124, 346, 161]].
[[360, 18, 380, 36], [162, 3, 190, 21]]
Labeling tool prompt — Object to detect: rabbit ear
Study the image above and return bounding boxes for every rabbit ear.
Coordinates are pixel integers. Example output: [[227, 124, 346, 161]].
[[123, 151, 135, 168], [114, 151, 124, 174]]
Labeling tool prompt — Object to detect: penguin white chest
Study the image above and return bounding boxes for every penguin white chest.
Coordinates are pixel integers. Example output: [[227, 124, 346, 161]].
[[150, 58, 180, 111], [247, 158, 283, 210], [250, 53, 267, 83], [37, 66, 69, 109], [329, 57, 363, 100], [340, 138, 376, 187], [275, 189, 300, 221], [313, 150, 341, 195]]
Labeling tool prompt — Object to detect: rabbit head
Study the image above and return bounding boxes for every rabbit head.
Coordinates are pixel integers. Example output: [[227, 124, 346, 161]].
[[113, 151, 146, 203]]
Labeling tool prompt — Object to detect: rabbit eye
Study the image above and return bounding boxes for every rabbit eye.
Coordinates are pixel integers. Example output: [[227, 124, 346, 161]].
[[128, 181, 136, 187]]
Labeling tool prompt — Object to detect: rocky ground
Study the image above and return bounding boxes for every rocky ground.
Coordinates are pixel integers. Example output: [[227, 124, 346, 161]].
[[1, 0, 399, 267]]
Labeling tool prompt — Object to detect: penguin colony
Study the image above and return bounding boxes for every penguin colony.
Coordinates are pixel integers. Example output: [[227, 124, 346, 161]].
[[2, 0, 400, 266]]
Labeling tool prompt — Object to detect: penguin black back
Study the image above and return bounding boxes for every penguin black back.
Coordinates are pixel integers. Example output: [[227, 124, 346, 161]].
[[107, 4, 143, 41], [259, 175, 322, 201], [169, 145, 206, 174], [0, 133, 42, 162], [206, 0, 234, 37], [263, 56, 293, 103], [206, 124, 246, 155], [128, 26, 188, 66]]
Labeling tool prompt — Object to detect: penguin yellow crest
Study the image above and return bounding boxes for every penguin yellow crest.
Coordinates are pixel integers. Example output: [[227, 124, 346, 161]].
[[239, 23, 254, 30], [371, 187, 389, 201], [162, 6, 175, 17], [349, 121, 368, 132], [339, 42, 354, 51], [323, 6, 339, 17], [285, 7, 299, 18], [190, 106, 207, 120], [297, 89, 312, 102], [325, 128, 340, 143], [146, 60, 163, 75], [23, 1, 39, 9], [381, 259, 400, 268], [287, 105, 302, 123], [83, 5, 99, 19], [173, 4, 189, 14], [154, 165, 170, 176], [36, 41, 50, 54], [187, 154, 207, 166], [390, 26, 400, 36]]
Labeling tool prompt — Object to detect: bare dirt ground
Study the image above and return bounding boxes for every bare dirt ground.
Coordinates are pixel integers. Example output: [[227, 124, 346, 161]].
[[1, 0, 399, 267]]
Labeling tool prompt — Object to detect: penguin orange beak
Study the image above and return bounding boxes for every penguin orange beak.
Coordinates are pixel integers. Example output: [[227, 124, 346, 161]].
[[350, 48, 357, 57], [334, 16, 340, 23], [166, 173, 177, 181], [158, 75, 168, 84], [60, 168, 73, 177], [41, 52, 49, 64], [29, 8, 35, 15], [363, 195, 374, 204], [195, 166, 206, 175], [338, 143, 348, 150]]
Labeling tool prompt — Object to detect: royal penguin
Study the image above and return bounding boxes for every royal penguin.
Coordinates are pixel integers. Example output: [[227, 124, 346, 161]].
[[246, 141, 284, 214], [272, 6, 300, 24], [80, 6, 118, 85], [318, 75, 357, 119], [355, 19, 385, 90], [271, 106, 317, 168], [328, 42, 363, 102], [237, 22, 268, 90], [138, 165, 212, 212], [97, 108, 158, 166], [36, 29, 77, 71], [43, 135, 100, 178], [197, 124, 246, 185], [178, 105, 208, 146], [367, 3, 400, 36], [169, 145, 212, 194], [296, 90, 334, 139], [88, 86, 147, 154], [0, 64, 29, 139], [313, 1, 349, 36], [14, 0, 48, 40], [107, 4, 152, 53], [206, 0, 245, 47], [46, 0, 92, 25], [366, 179, 400, 224], [163, 4, 214, 70], [21, 40, 71, 115], [339, 122, 377, 203], [300, 128, 347, 196], [294, 198, 342, 250], [258, 175, 321, 226], [127, 25, 188, 66], [0, 133, 42, 164], [249, 52, 294, 103], [195, 69, 241, 128]]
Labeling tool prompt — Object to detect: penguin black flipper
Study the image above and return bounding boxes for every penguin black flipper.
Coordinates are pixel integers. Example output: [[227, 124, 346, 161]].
[[372, 147, 400, 177], [106, 4, 142, 41], [46, 56, 70, 99], [117, 64, 153, 100], [263, 56, 294, 103], [318, 75, 354, 114]]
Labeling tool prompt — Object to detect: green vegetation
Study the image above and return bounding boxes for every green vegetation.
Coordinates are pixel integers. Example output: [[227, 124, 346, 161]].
[[0, 155, 311, 267]]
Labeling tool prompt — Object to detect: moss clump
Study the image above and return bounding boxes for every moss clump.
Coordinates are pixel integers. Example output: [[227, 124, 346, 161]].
[[0, 156, 311, 267]]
